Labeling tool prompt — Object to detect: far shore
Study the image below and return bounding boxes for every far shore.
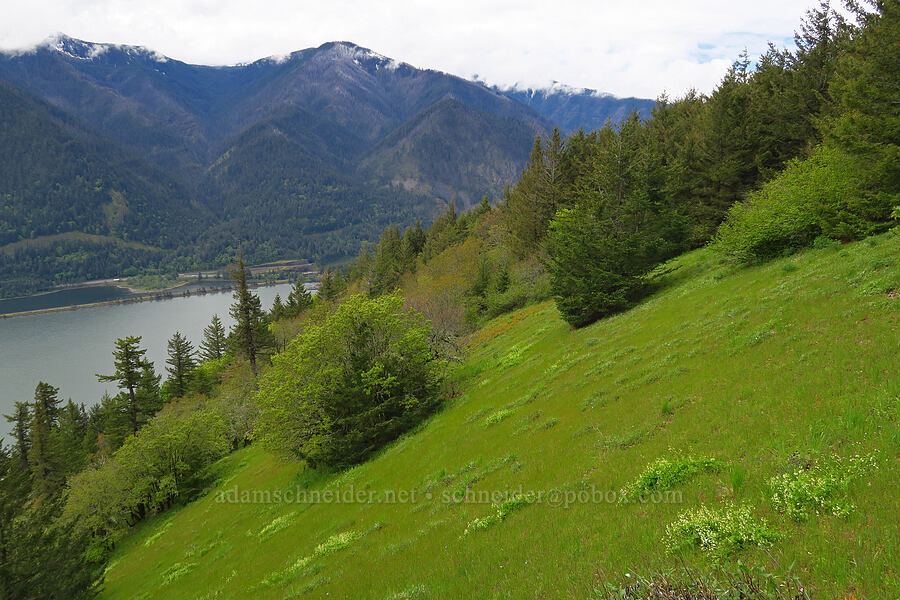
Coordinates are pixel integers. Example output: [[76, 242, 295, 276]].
[[0, 280, 294, 320]]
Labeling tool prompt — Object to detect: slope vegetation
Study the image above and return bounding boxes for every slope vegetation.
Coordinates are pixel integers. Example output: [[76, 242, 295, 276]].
[[102, 233, 899, 598]]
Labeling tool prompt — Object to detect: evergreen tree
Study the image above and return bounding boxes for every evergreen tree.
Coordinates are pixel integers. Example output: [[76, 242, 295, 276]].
[[286, 277, 314, 316], [318, 267, 341, 302], [200, 314, 228, 362], [3, 401, 31, 469], [96, 336, 157, 434], [270, 293, 286, 320], [57, 400, 88, 474], [165, 331, 197, 398], [827, 0, 899, 196], [502, 128, 568, 256], [28, 384, 62, 498], [33, 381, 62, 429], [370, 224, 404, 296], [228, 252, 271, 375]]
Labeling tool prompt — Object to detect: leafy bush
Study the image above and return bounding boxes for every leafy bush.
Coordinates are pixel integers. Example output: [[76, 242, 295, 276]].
[[619, 454, 721, 503], [63, 406, 229, 546], [665, 504, 779, 558], [768, 452, 878, 521], [713, 145, 892, 263], [255, 293, 446, 469]]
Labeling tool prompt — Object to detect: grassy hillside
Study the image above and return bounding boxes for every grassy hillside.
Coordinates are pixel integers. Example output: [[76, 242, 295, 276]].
[[102, 233, 899, 599]]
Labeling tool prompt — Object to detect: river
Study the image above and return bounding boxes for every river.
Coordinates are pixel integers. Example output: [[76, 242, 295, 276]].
[[0, 283, 293, 436]]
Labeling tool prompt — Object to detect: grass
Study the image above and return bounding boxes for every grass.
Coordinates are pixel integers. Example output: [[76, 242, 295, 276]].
[[101, 232, 900, 599]]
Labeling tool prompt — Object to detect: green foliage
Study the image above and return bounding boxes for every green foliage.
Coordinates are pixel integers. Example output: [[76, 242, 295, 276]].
[[228, 254, 273, 375], [63, 406, 229, 546], [545, 116, 688, 327], [463, 492, 535, 535], [665, 505, 779, 558], [164, 331, 197, 399], [768, 452, 879, 521], [96, 336, 161, 436], [619, 454, 721, 503], [199, 314, 228, 362], [713, 145, 890, 263], [255, 293, 446, 468]]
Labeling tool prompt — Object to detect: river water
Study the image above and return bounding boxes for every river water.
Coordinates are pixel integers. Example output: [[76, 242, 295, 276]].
[[0, 283, 292, 435]]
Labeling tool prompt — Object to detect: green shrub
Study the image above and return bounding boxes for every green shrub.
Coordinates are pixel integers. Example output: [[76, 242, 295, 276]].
[[255, 293, 446, 469], [619, 455, 721, 503], [713, 145, 891, 263], [463, 493, 535, 535], [768, 452, 878, 521], [665, 504, 778, 557]]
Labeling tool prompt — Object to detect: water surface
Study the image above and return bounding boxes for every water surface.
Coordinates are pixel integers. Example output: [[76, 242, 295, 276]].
[[0, 284, 292, 435]]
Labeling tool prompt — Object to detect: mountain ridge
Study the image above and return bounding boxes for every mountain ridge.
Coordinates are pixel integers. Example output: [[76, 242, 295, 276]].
[[0, 35, 653, 296]]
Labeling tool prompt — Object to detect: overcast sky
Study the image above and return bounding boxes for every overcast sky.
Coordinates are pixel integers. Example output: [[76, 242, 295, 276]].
[[0, 0, 826, 98]]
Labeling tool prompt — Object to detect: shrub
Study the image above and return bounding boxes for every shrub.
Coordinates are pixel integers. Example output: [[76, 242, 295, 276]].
[[665, 504, 779, 558], [713, 145, 891, 263], [619, 455, 721, 503], [463, 493, 535, 535], [255, 293, 446, 469], [768, 452, 878, 521]]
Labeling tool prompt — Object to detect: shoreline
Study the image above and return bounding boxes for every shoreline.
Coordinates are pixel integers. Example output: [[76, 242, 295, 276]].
[[0, 280, 291, 320]]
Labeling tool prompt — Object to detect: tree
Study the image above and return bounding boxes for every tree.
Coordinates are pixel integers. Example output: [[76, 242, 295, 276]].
[[96, 336, 158, 434], [3, 401, 31, 469], [502, 128, 568, 256], [286, 277, 314, 316], [270, 293, 286, 320], [165, 331, 197, 398], [199, 314, 228, 362], [545, 116, 685, 327], [369, 224, 404, 295], [228, 252, 271, 375], [827, 0, 900, 197], [28, 385, 63, 498], [255, 293, 446, 468], [317, 267, 341, 302]]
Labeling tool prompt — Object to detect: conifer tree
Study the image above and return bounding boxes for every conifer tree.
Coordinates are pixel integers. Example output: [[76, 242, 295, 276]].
[[28, 383, 62, 497], [96, 336, 157, 434], [229, 252, 271, 375], [200, 314, 228, 361], [165, 331, 197, 398], [3, 401, 31, 469], [286, 277, 314, 316]]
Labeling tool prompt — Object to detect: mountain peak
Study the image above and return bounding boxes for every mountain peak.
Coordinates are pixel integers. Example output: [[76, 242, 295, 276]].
[[1, 34, 171, 64]]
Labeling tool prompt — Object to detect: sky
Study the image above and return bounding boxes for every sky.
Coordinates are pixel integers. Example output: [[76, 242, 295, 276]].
[[0, 0, 827, 98]]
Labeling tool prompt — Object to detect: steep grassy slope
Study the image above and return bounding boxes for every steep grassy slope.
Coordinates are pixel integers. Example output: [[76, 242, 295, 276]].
[[102, 234, 899, 599]]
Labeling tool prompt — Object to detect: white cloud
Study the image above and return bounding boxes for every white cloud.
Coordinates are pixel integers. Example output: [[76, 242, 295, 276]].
[[0, 0, 825, 97]]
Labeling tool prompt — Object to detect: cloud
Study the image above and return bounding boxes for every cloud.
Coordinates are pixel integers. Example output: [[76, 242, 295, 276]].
[[0, 0, 825, 97]]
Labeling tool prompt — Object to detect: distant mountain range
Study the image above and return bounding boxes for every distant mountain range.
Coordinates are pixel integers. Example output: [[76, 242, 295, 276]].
[[0, 35, 653, 295]]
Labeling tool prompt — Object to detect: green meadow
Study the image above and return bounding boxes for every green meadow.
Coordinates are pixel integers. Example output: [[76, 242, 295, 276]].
[[102, 232, 899, 599]]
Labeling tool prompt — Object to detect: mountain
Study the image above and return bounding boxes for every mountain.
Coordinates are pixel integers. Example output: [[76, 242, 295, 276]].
[[0, 36, 647, 295], [495, 83, 656, 133]]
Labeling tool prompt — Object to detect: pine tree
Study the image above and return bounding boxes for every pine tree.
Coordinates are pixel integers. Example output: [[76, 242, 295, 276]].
[[286, 277, 314, 316], [229, 252, 271, 375], [56, 400, 87, 474], [200, 314, 228, 361], [165, 331, 197, 398], [3, 401, 31, 469], [270, 293, 286, 320], [370, 225, 404, 295], [33, 382, 62, 429], [318, 267, 340, 302], [96, 336, 157, 434], [28, 384, 62, 497]]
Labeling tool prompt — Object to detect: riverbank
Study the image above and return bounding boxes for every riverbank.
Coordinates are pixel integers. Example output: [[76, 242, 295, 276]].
[[0, 280, 296, 319]]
